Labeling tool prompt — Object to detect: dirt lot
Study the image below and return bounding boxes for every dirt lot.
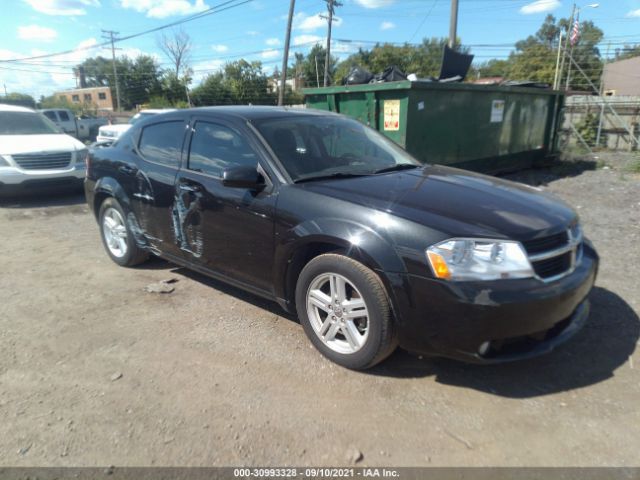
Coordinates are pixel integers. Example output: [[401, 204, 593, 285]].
[[1, 153, 639, 467]]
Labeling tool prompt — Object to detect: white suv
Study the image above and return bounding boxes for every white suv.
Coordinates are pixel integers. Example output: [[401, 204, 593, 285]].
[[0, 104, 87, 195]]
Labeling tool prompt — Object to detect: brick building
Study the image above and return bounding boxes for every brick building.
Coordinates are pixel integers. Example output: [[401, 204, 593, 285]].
[[56, 86, 114, 111]]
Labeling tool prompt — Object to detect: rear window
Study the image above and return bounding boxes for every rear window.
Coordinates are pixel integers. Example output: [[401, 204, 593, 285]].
[[0, 112, 61, 135], [138, 121, 184, 168]]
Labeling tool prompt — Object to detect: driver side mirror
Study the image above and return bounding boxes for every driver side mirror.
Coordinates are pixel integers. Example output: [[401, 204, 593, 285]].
[[222, 165, 265, 190]]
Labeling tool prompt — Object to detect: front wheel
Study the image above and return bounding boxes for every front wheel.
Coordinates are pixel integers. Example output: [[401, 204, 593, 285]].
[[98, 197, 148, 267], [295, 254, 397, 370]]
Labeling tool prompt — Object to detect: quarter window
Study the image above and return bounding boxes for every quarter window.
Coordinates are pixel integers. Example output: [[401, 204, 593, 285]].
[[138, 121, 184, 168], [188, 121, 258, 177]]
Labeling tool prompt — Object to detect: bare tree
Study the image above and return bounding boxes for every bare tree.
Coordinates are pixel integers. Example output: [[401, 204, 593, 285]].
[[157, 28, 192, 77]]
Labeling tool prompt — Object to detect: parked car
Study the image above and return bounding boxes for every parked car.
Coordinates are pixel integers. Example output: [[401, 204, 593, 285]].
[[0, 104, 87, 195], [96, 109, 175, 144], [39, 108, 107, 142], [85, 107, 598, 370]]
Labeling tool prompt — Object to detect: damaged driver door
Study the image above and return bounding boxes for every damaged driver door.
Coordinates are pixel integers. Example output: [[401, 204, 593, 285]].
[[173, 118, 276, 293]]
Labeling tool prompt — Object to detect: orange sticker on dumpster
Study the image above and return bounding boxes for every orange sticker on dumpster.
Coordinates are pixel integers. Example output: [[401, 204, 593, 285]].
[[384, 100, 400, 131]]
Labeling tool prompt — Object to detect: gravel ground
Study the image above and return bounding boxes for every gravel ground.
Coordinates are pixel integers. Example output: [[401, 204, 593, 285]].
[[0, 153, 638, 467]]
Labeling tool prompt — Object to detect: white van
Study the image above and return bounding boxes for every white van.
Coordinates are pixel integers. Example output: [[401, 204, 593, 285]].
[[0, 105, 87, 195]]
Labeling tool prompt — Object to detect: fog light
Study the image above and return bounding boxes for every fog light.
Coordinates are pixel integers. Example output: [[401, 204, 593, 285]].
[[478, 341, 491, 356]]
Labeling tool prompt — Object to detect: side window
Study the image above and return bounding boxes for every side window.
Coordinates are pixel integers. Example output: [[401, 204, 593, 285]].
[[42, 111, 57, 121], [188, 121, 258, 177], [58, 110, 70, 121], [138, 121, 184, 168]]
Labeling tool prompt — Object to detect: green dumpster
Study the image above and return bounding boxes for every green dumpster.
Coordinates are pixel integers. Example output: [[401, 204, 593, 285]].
[[303, 80, 564, 174]]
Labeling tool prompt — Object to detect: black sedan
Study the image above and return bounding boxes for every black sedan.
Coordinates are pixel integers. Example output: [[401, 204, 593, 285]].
[[85, 107, 598, 370]]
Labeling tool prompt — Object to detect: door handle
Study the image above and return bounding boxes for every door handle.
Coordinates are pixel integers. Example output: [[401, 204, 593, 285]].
[[118, 165, 136, 175], [178, 184, 201, 193]]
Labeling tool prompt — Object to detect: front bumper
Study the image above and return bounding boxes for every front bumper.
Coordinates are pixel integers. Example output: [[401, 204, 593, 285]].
[[391, 243, 598, 363], [0, 165, 85, 195]]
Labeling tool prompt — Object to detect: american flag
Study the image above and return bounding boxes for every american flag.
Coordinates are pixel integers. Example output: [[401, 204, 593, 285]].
[[570, 15, 580, 46]]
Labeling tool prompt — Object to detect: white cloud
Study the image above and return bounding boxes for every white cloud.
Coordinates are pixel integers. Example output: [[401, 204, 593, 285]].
[[354, 0, 395, 8], [519, 0, 561, 15], [0, 38, 162, 98], [261, 49, 280, 60], [18, 25, 58, 42], [23, 0, 100, 16], [380, 21, 395, 31], [293, 34, 323, 47], [191, 59, 224, 84], [627, 9, 640, 17], [120, 0, 208, 18], [293, 12, 342, 32], [266, 37, 280, 47], [211, 44, 228, 53], [246, 30, 259, 36]]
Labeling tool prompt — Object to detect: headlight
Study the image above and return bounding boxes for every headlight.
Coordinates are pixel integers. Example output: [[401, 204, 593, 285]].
[[0, 155, 10, 167], [426, 238, 534, 281], [76, 148, 88, 164]]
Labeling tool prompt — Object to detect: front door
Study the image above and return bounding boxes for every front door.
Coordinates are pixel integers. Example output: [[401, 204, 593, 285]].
[[173, 118, 277, 292]]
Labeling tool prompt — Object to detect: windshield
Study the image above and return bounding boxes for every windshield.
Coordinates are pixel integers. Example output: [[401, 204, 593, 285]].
[[128, 112, 154, 125], [254, 115, 420, 182], [0, 111, 61, 135]]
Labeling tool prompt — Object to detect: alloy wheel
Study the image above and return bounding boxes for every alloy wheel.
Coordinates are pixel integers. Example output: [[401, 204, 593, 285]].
[[306, 272, 370, 355]]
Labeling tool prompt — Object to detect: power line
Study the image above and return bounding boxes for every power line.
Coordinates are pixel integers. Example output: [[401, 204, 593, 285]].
[[0, 0, 253, 64]]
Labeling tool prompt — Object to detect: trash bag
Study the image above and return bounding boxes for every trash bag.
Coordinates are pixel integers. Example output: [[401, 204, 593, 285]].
[[438, 46, 474, 82], [370, 65, 407, 83], [343, 66, 374, 85]]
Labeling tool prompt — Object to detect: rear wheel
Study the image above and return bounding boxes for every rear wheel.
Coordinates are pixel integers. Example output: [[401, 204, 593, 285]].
[[296, 254, 397, 370], [98, 197, 148, 267]]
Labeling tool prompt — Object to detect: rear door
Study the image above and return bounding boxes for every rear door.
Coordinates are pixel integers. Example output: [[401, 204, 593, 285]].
[[132, 118, 189, 257], [173, 117, 277, 292]]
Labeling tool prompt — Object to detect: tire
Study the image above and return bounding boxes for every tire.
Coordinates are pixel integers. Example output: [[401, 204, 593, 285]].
[[98, 197, 148, 267], [295, 254, 397, 370]]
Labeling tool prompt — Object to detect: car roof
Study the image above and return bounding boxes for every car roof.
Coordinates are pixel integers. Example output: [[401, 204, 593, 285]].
[[0, 104, 35, 113], [168, 106, 337, 122]]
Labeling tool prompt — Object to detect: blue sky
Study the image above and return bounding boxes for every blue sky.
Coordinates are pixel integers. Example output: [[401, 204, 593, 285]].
[[2, 0, 640, 97]]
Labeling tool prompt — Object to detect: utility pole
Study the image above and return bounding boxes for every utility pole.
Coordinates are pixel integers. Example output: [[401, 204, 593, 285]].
[[102, 29, 122, 112], [322, 0, 341, 87], [448, 0, 459, 49], [553, 29, 564, 89], [279, 0, 295, 106]]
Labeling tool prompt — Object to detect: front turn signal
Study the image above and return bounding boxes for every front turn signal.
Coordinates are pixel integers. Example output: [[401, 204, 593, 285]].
[[427, 251, 451, 280]]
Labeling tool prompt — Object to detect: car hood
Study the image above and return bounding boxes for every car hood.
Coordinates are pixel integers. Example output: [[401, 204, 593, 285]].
[[0, 134, 85, 155], [298, 165, 577, 240], [99, 124, 131, 134]]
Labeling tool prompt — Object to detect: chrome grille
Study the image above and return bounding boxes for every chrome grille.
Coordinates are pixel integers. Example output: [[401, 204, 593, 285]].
[[524, 225, 583, 282], [13, 152, 72, 170]]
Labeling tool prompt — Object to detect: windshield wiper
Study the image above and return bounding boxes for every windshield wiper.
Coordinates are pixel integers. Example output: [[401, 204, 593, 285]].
[[294, 172, 371, 183], [373, 164, 420, 174]]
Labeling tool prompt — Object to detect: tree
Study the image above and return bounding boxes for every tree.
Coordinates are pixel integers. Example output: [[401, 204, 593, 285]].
[[295, 44, 337, 87], [158, 28, 191, 77], [223, 60, 274, 105], [614, 45, 640, 61], [504, 15, 603, 90], [333, 38, 468, 84], [75, 55, 165, 110], [1, 92, 36, 108], [191, 60, 275, 106]]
